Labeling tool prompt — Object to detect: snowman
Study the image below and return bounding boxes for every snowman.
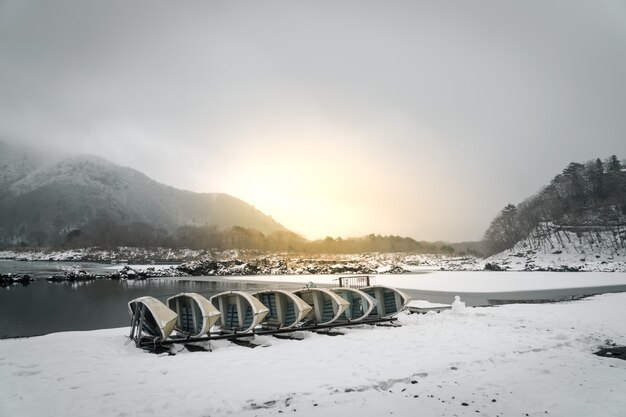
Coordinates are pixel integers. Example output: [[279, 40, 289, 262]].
[[451, 295, 465, 313]]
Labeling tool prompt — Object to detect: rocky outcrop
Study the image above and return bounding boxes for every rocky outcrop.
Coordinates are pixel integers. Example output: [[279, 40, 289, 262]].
[[45, 265, 189, 283], [0, 273, 34, 287]]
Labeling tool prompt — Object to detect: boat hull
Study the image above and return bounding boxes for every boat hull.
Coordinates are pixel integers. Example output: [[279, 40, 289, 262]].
[[210, 291, 269, 333], [360, 286, 410, 318], [253, 290, 312, 329], [331, 288, 377, 322], [128, 296, 178, 341], [293, 288, 350, 325], [167, 293, 221, 338]]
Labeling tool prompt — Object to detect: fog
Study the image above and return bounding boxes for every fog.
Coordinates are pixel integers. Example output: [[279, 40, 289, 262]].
[[1, 1, 625, 241]]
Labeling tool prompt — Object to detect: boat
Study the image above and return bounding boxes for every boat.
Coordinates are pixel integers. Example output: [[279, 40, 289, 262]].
[[166, 292, 221, 338], [331, 287, 377, 322], [292, 288, 350, 325], [360, 286, 411, 318], [406, 299, 452, 314], [209, 291, 269, 333], [128, 296, 178, 341], [252, 290, 313, 329]]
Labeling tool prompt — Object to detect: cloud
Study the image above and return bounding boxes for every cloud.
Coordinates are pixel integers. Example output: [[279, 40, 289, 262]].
[[1, 0, 625, 240]]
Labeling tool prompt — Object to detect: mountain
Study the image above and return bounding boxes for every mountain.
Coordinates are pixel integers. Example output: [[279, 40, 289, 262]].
[[0, 140, 47, 194], [0, 141, 287, 246]]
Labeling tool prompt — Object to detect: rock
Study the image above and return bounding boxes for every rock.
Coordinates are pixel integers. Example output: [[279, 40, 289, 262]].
[[484, 262, 504, 271], [0, 273, 34, 287]]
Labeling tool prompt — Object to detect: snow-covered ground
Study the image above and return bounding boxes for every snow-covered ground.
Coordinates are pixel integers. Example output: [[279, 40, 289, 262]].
[[1, 292, 625, 417]]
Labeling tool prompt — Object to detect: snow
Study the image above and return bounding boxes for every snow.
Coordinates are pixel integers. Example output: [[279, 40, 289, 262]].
[[2, 244, 625, 274], [483, 224, 626, 272], [1, 292, 625, 417], [182, 271, 626, 293], [102, 264, 180, 271], [0, 247, 211, 263], [406, 299, 451, 309], [451, 295, 466, 313]]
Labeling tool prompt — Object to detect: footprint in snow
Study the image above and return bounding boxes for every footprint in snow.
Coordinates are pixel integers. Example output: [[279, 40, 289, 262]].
[[12, 370, 41, 377]]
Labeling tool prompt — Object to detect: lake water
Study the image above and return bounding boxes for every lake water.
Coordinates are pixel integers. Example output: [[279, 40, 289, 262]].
[[0, 271, 302, 338]]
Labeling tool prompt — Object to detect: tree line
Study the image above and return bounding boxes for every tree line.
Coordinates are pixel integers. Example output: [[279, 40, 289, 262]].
[[484, 155, 626, 255], [7, 217, 460, 255]]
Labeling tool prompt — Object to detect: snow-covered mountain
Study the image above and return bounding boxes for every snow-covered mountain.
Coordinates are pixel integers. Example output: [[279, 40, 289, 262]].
[[0, 141, 287, 245], [0, 140, 47, 194]]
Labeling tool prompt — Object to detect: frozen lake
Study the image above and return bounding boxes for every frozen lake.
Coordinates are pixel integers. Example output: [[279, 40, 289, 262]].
[[2, 261, 626, 338]]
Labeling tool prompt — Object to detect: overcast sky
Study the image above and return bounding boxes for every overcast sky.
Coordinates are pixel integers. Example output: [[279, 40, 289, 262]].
[[1, 1, 626, 241]]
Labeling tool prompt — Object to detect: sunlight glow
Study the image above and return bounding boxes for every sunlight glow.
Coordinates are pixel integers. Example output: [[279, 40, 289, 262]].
[[217, 125, 389, 239]]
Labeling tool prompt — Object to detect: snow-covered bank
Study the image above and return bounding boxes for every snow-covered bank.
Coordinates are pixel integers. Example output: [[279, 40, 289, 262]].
[[0, 248, 483, 272], [483, 224, 626, 272], [3, 245, 626, 273], [2, 293, 625, 417], [0, 247, 212, 263]]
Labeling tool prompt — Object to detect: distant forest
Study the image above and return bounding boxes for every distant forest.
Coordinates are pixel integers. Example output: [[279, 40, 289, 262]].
[[4, 219, 465, 255], [484, 155, 626, 255]]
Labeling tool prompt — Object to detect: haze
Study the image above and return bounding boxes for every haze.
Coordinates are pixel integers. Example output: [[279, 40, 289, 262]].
[[1, 1, 626, 241]]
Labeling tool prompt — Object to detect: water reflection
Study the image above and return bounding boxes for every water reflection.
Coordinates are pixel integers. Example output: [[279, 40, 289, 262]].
[[0, 260, 117, 278]]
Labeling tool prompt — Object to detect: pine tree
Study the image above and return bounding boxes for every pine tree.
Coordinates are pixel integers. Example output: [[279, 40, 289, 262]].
[[607, 155, 622, 172]]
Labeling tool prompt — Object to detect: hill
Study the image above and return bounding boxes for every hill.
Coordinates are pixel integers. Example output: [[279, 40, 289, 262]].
[[0, 141, 287, 247], [482, 155, 626, 270]]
